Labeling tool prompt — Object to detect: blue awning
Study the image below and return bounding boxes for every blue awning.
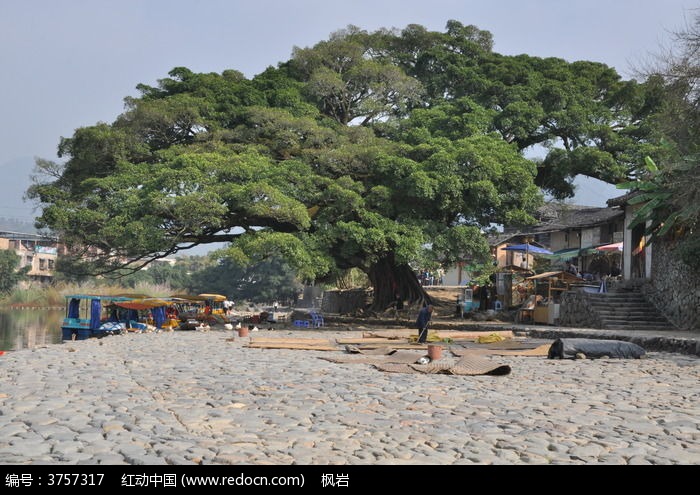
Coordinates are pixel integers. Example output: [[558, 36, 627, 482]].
[[502, 244, 553, 255]]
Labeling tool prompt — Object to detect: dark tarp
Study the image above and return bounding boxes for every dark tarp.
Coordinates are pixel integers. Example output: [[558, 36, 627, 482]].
[[548, 338, 646, 359]]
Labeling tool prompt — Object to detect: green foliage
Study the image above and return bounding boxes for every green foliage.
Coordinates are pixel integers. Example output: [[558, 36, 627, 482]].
[[52, 256, 93, 284], [382, 29, 664, 197], [0, 251, 28, 294], [467, 261, 498, 287], [635, 13, 700, 270], [619, 10, 700, 272], [644, 13, 700, 158], [220, 231, 331, 283], [431, 226, 491, 266], [619, 155, 700, 270], [30, 20, 658, 304], [188, 255, 302, 304], [291, 26, 424, 125]]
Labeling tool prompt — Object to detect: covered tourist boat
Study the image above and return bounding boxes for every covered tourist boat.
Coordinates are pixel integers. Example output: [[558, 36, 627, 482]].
[[170, 293, 231, 329], [61, 294, 176, 340]]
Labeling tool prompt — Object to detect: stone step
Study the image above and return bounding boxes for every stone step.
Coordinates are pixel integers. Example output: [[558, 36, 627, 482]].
[[588, 291, 645, 296], [605, 324, 673, 331], [599, 311, 669, 319], [598, 317, 669, 324], [590, 303, 656, 311], [592, 312, 659, 318], [590, 309, 659, 316], [600, 315, 668, 323], [587, 296, 648, 303], [599, 318, 670, 325], [589, 300, 649, 307], [594, 308, 666, 315], [583, 289, 674, 331], [588, 301, 659, 308], [603, 325, 675, 331], [597, 311, 668, 317], [588, 298, 648, 303], [600, 317, 669, 324]]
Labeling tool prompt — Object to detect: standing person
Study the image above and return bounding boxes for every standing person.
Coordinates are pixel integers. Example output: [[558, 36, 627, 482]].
[[415, 304, 434, 343]]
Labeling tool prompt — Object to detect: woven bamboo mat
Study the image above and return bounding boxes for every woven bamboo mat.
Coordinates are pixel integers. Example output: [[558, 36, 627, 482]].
[[375, 353, 511, 376], [343, 346, 396, 355], [450, 343, 551, 357], [319, 355, 386, 364]]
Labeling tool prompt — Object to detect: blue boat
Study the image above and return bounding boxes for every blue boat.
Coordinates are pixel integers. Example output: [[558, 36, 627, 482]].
[[61, 294, 173, 341], [62, 294, 130, 341]]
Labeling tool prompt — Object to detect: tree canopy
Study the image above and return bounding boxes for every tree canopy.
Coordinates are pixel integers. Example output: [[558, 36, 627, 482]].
[[28, 21, 664, 308], [619, 12, 700, 270], [186, 256, 302, 305]]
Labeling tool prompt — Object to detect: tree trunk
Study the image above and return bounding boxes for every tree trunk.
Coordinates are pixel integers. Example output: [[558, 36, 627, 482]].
[[367, 254, 431, 312]]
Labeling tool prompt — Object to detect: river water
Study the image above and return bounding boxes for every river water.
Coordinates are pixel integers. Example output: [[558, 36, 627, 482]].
[[0, 308, 65, 351]]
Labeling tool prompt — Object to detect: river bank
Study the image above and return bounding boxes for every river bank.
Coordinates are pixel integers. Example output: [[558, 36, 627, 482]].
[[1, 328, 698, 465]]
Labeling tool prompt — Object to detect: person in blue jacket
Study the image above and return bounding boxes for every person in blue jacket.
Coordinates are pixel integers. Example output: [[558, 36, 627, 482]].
[[416, 304, 434, 343]]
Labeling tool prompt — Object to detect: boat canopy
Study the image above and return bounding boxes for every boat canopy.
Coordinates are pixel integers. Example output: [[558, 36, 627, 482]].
[[171, 294, 227, 302], [112, 298, 174, 310]]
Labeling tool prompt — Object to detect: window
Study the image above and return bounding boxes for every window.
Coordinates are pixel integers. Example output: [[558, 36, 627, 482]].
[[48, 259, 55, 270], [40, 259, 47, 270]]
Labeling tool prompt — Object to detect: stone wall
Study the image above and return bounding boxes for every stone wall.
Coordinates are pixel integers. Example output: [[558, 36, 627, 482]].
[[643, 239, 700, 330], [558, 290, 603, 328]]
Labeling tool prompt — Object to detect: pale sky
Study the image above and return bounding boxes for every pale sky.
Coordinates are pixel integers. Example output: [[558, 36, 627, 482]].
[[0, 0, 696, 223]]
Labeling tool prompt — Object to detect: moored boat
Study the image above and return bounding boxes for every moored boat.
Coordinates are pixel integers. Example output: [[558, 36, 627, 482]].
[[61, 294, 176, 340]]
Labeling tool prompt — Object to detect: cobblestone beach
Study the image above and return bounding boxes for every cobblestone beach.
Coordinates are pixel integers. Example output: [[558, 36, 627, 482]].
[[1, 329, 698, 465]]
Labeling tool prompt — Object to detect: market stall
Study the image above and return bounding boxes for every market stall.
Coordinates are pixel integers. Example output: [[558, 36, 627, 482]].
[[524, 271, 581, 324]]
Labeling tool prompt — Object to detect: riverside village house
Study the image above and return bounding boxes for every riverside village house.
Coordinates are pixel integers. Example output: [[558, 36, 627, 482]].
[[0, 230, 60, 284]]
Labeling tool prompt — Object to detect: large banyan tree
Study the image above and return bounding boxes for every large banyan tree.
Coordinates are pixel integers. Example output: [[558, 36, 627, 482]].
[[29, 21, 664, 310]]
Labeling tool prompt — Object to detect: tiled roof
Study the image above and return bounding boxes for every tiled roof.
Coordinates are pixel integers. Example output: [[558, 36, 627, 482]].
[[486, 233, 549, 248], [486, 233, 524, 247], [606, 191, 640, 207], [531, 203, 623, 233]]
